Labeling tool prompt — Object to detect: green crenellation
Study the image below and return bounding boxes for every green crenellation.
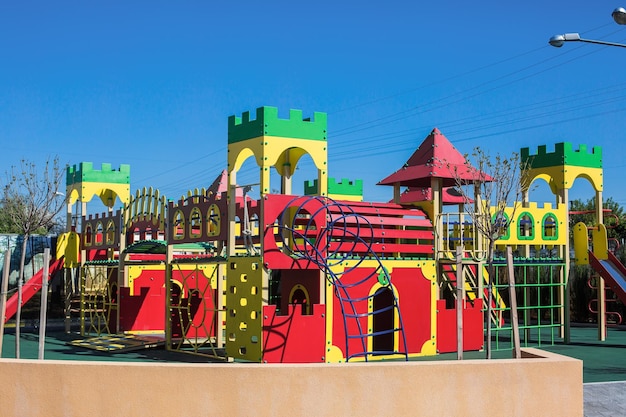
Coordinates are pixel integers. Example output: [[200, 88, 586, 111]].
[[520, 142, 602, 169], [304, 177, 363, 197], [66, 162, 131, 186], [228, 106, 327, 143]]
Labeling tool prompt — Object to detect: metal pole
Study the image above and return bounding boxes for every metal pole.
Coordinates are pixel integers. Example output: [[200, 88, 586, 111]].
[[596, 190, 606, 341], [456, 246, 464, 360], [506, 246, 521, 358], [38, 248, 50, 360], [562, 187, 570, 342], [165, 243, 173, 350], [0, 248, 12, 356], [486, 271, 493, 359]]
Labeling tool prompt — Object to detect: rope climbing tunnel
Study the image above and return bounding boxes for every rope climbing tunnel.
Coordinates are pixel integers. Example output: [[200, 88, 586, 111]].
[[277, 196, 410, 362]]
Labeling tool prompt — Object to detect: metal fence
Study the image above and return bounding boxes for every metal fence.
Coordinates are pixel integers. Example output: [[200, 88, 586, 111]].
[[0, 234, 57, 288]]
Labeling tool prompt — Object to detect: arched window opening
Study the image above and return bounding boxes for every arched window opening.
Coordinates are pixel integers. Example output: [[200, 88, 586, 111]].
[[173, 210, 185, 240], [289, 284, 310, 315], [542, 213, 558, 240], [189, 207, 202, 238], [207, 204, 220, 237], [372, 287, 395, 354], [85, 224, 93, 246], [105, 221, 116, 245], [95, 221, 104, 246], [518, 213, 534, 240], [132, 227, 141, 243]]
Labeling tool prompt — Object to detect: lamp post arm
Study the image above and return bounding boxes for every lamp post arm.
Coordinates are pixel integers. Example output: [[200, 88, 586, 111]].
[[579, 37, 626, 48], [549, 33, 626, 48]]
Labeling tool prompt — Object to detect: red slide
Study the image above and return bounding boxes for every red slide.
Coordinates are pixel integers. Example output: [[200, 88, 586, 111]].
[[3, 257, 64, 324], [588, 250, 626, 303]]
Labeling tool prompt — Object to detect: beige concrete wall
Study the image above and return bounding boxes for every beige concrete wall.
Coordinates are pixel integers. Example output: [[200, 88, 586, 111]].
[[0, 348, 582, 417]]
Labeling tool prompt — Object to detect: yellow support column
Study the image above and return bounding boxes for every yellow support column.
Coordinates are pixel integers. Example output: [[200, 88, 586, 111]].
[[596, 193, 606, 341]]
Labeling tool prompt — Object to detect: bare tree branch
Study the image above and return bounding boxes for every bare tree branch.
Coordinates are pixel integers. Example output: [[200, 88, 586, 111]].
[[445, 147, 532, 359], [1, 156, 67, 358]]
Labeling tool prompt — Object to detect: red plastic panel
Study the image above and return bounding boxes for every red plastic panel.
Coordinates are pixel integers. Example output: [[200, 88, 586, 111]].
[[389, 267, 434, 352], [331, 266, 433, 358], [263, 194, 435, 267], [325, 202, 434, 258], [119, 285, 166, 332], [119, 267, 215, 338], [436, 299, 484, 353], [262, 304, 325, 363], [262, 194, 327, 270]]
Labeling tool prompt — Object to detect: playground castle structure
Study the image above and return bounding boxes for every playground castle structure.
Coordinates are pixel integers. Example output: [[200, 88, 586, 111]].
[[3, 106, 621, 362]]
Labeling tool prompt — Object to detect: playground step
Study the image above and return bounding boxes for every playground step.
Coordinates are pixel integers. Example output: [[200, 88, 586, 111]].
[[440, 263, 505, 327]]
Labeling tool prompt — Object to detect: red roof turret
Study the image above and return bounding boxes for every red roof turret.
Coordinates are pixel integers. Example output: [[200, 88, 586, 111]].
[[377, 128, 490, 188]]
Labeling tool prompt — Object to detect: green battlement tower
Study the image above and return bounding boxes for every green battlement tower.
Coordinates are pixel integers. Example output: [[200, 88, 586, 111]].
[[228, 106, 327, 143], [304, 177, 363, 201], [521, 142, 602, 170], [66, 162, 131, 207], [520, 142, 602, 192]]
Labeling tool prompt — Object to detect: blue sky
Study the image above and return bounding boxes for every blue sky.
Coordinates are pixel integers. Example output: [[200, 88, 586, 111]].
[[2, 1, 626, 213]]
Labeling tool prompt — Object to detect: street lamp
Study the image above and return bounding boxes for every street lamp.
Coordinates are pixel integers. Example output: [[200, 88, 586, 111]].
[[549, 33, 626, 48], [613, 7, 626, 25], [549, 7, 626, 48]]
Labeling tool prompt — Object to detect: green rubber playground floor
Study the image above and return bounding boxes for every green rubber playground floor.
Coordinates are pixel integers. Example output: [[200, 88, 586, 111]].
[[543, 326, 626, 383], [0, 322, 216, 364], [428, 325, 626, 383], [2, 323, 626, 382]]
